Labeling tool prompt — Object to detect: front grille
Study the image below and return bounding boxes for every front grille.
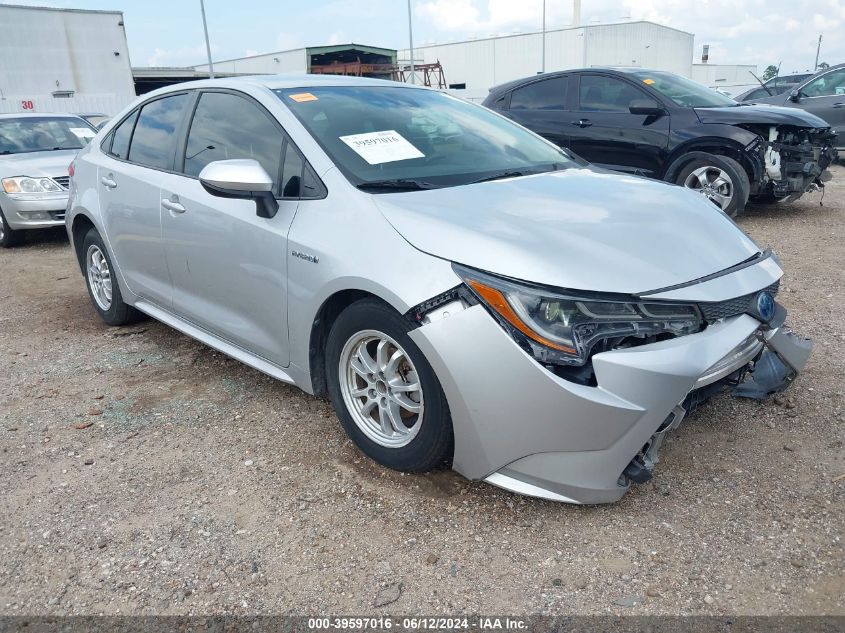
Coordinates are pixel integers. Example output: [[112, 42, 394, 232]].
[[698, 281, 780, 322], [53, 176, 70, 189]]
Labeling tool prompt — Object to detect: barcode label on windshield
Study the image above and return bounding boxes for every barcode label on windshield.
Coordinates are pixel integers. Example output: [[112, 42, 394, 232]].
[[339, 130, 424, 165]]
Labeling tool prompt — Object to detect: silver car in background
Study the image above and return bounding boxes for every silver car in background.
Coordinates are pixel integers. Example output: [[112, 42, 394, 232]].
[[0, 113, 96, 247], [66, 76, 811, 504]]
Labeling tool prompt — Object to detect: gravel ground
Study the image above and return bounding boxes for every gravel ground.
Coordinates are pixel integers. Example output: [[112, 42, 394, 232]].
[[1, 166, 843, 616]]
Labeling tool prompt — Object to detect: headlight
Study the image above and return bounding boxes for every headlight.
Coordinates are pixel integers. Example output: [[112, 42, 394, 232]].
[[454, 264, 703, 367], [2, 176, 63, 194]]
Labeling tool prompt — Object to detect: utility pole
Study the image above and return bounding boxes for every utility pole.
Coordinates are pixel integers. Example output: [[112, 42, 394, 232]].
[[813, 33, 822, 70], [407, 0, 415, 84], [200, 0, 215, 78], [541, 0, 546, 73]]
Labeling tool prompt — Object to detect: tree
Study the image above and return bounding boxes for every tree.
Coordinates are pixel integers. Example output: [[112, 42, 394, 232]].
[[817, 61, 830, 70], [761, 65, 779, 81]]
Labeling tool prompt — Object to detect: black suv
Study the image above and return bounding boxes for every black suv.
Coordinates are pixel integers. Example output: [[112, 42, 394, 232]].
[[484, 68, 837, 216]]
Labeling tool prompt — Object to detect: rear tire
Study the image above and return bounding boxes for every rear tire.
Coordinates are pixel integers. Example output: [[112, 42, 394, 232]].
[[676, 155, 750, 218], [325, 298, 453, 472], [0, 206, 24, 248], [81, 228, 143, 326]]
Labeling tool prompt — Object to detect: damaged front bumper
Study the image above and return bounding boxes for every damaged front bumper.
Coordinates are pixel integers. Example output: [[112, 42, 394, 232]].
[[751, 126, 838, 201], [408, 275, 812, 505]]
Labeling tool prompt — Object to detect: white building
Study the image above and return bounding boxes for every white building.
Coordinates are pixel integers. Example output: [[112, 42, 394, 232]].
[[399, 21, 695, 100], [193, 44, 397, 77], [0, 4, 136, 115], [691, 63, 759, 96]]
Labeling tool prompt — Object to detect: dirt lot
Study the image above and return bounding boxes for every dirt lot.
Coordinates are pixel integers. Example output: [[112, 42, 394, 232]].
[[1, 166, 843, 616]]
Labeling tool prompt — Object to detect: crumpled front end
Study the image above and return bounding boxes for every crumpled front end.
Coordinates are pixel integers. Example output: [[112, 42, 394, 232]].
[[748, 125, 838, 202], [408, 256, 812, 504]]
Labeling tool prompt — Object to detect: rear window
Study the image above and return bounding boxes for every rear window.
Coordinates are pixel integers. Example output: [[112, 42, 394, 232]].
[[510, 77, 568, 110], [127, 93, 189, 170]]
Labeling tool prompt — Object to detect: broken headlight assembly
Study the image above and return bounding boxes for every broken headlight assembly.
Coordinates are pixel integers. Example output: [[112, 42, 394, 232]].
[[454, 264, 703, 368]]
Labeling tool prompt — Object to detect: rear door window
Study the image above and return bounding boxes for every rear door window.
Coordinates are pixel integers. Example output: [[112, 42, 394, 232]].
[[108, 110, 138, 160], [128, 93, 190, 170], [510, 77, 568, 110]]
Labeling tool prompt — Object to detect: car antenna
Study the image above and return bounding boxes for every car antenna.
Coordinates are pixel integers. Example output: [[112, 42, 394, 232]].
[[773, 61, 782, 90], [749, 70, 774, 96]]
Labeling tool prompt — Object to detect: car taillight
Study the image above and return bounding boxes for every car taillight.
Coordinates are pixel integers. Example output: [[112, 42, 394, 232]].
[[68, 161, 75, 178]]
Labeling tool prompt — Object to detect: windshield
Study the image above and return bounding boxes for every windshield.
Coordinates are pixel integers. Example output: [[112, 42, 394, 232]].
[[628, 70, 737, 108], [0, 117, 97, 155], [275, 86, 577, 190]]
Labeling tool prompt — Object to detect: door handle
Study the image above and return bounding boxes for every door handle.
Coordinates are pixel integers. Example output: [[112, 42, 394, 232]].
[[100, 176, 117, 189], [571, 119, 593, 128], [162, 198, 186, 214], [833, 102, 844, 108]]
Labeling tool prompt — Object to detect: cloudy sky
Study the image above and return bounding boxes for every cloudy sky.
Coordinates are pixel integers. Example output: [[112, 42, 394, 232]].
[[3, 0, 843, 73]]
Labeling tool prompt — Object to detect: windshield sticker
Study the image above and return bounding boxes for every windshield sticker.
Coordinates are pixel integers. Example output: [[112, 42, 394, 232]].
[[70, 127, 96, 139], [339, 130, 425, 165], [289, 92, 318, 102], [642, 78, 655, 85]]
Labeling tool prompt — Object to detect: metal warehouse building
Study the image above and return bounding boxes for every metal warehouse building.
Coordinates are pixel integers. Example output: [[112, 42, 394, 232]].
[[0, 4, 136, 115], [398, 21, 695, 99], [193, 44, 398, 78]]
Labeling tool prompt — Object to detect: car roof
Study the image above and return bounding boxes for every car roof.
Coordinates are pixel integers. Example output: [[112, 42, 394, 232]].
[[134, 73, 435, 104], [158, 73, 426, 93], [487, 67, 655, 96], [0, 112, 88, 120]]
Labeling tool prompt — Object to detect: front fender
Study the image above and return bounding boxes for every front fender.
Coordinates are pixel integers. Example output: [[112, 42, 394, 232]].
[[664, 124, 763, 184]]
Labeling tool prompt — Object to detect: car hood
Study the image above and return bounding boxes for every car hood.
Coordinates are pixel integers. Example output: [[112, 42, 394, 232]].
[[374, 167, 761, 295], [694, 104, 830, 128], [0, 149, 79, 178]]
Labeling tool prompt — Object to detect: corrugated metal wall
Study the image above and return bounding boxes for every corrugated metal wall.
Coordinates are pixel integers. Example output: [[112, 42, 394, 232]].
[[402, 21, 694, 94], [0, 5, 136, 115], [583, 22, 693, 76], [193, 48, 307, 75]]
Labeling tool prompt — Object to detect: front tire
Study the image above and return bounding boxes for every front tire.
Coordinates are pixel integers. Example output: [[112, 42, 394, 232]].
[[0, 206, 23, 248], [81, 228, 143, 326], [676, 155, 750, 217], [326, 298, 453, 472]]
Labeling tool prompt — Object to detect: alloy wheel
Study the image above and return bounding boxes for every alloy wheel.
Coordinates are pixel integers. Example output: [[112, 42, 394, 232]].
[[683, 165, 734, 210], [0, 212, 5, 242], [86, 244, 113, 310], [338, 330, 424, 448]]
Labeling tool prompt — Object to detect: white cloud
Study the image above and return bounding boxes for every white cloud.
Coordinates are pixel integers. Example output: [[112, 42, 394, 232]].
[[417, 0, 481, 31], [146, 44, 215, 68], [326, 30, 346, 46], [276, 32, 303, 51]]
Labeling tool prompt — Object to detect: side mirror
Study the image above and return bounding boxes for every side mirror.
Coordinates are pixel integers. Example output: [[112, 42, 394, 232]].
[[788, 90, 801, 103], [199, 159, 279, 219], [628, 99, 665, 116]]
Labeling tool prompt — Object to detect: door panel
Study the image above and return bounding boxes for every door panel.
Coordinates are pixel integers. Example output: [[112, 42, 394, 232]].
[[96, 160, 170, 306], [795, 68, 845, 140], [504, 76, 570, 149], [161, 178, 295, 366], [568, 74, 670, 178], [161, 89, 302, 367]]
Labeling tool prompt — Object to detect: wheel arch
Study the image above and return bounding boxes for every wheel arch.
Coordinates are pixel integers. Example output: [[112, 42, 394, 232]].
[[308, 288, 400, 397], [70, 213, 97, 273], [662, 137, 761, 186]]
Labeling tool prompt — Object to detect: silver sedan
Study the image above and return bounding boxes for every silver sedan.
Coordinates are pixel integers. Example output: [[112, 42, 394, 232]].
[[0, 113, 96, 247], [66, 76, 811, 504]]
